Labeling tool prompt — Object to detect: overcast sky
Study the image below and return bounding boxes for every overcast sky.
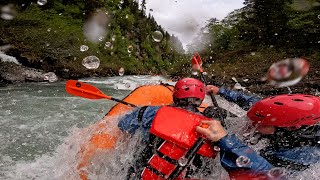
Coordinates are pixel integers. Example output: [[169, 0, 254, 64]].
[[144, 0, 244, 47]]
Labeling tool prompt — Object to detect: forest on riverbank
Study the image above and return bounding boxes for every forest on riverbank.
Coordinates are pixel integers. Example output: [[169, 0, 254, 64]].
[[0, 0, 319, 91], [0, 0, 185, 82], [184, 0, 320, 88]]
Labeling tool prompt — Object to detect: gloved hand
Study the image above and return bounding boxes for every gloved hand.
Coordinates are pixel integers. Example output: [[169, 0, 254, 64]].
[[206, 85, 220, 95], [196, 120, 227, 142]]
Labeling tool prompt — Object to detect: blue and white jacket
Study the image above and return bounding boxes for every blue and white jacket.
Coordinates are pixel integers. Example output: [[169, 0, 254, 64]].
[[218, 87, 320, 169], [118, 106, 272, 175]]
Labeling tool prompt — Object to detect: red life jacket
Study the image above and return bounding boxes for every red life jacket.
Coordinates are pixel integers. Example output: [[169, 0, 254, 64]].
[[141, 106, 217, 180]]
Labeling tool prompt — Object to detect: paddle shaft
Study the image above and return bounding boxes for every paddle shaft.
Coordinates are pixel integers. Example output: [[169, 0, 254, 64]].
[[194, 55, 227, 128], [199, 72, 227, 127], [67, 81, 136, 107], [110, 97, 136, 107]]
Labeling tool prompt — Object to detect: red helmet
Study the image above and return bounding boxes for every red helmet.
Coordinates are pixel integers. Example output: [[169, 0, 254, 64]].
[[173, 78, 205, 101], [247, 94, 320, 128]]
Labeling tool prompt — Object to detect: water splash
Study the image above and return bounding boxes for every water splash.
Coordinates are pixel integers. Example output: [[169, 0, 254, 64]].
[[118, 67, 125, 76]]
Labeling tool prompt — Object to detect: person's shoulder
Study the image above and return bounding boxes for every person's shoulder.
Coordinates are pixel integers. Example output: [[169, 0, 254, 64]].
[[145, 106, 162, 111]]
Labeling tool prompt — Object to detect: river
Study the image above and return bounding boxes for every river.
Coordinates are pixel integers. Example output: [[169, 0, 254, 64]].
[[0, 75, 318, 179]]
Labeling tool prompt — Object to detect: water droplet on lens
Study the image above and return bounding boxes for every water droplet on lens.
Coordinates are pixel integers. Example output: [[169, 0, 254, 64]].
[[213, 146, 220, 151], [152, 31, 163, 42], [98, 36, 104, 41], [83, 10, 108, 43], [267, 58, 309, 87], [267, 167, 286, 178], [127, 45, 133, 53], [203, 29, 209, 34], [104, 42, 112, 49], [111, 35, 116, 41], [119, 67, 125, 76], [191, 70, 198, 76], [80, 45, 89, 52], [236, 156, 251, 167], [1, 4, 15, 20], [82, 56, 100, 69], [37, 0, 47, 6], [178, 157, 188, 166]]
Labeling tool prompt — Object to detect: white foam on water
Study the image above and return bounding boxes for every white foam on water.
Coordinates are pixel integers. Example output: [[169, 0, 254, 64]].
[[3, 109, 320, 180], [80, 75, 175, 90], [0, 51, 21, 65]]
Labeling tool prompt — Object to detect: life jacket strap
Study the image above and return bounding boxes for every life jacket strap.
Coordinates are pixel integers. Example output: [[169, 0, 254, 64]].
[[156, 150, 178, 166], [143, 164, 167, 179], [137, 106, 148, 123]]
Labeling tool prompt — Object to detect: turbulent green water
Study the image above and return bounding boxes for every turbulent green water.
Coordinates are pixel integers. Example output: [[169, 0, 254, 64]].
[[0, 79, 128, 178], [0, 76, 171, 179]]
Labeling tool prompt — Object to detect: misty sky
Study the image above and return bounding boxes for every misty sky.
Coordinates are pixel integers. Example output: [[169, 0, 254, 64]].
[[144, 0, 244, 47]]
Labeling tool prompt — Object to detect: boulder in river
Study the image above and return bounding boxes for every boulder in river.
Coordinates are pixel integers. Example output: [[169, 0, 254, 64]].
[[0, 61, 58, 85]]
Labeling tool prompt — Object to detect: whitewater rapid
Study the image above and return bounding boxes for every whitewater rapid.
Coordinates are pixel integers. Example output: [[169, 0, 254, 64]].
[[0, 75, 318, 179]]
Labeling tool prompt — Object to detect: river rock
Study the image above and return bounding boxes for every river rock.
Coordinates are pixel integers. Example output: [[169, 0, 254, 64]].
[[0, 62, 58, 85]]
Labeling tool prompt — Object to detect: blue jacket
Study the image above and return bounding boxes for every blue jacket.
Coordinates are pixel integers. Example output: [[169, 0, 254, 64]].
[[218, 88, 261, 111], [218, 87, 320, 169], [118, 106, 273, 175]]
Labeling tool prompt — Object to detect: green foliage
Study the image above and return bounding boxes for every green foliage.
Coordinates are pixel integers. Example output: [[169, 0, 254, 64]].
[[188, 0, 320, 63], [186, 0, 319, 80], [0, 0, 185, 77]]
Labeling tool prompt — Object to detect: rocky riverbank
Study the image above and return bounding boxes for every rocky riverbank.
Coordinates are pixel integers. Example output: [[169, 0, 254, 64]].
[[0, 61, 57, 86]]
